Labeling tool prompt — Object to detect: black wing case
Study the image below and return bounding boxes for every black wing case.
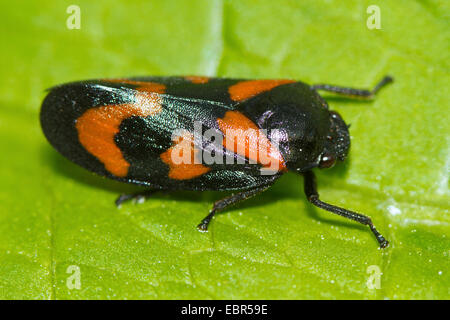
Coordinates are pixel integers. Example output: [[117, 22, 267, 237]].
[[40, 77, 288, 190]]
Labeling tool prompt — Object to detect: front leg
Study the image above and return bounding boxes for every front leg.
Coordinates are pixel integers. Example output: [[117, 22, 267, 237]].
[[197, 184, 272, 232], [303, 170, 389, 248], [312, 75, 393, 99]]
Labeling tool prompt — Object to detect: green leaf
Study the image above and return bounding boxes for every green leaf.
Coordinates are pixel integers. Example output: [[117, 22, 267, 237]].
[[0, 0, 448, 299]]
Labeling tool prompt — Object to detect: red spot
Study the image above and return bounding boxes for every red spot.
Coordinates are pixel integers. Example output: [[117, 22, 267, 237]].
[[105, 79, 166, 93], [184, 76, 210, 84], [228, 79, 295, 101], [76, 92, 163, 177], [217, 111, 286, 171], [160, 132, 211, 180]]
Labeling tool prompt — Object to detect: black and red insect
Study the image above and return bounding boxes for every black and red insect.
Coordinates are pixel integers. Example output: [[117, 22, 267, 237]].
[[40, 75, 393, 248]]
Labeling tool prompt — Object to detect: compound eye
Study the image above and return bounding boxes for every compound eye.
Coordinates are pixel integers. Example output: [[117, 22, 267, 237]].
[[319, 153, 336, 169], [330, 111, 342, 120]]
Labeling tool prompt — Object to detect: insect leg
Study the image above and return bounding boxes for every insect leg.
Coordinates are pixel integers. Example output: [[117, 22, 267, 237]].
[[311, 75, 393, 99], [302, 170, 389, 248], [197, 184, 272, 232], [115, 189, 159, 207]]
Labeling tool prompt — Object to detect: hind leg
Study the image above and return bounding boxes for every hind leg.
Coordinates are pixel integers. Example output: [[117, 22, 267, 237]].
[[197, 185, 272, 231]]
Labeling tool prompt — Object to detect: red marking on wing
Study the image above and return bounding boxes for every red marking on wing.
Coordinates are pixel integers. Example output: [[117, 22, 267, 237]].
[[76, 92, 163, 177], [217, 111, 286, 172], [228, 79, 295, 101], [160, 132, 211, 180], [184, 76, 210, 84], [104, 79, 166, 93]]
